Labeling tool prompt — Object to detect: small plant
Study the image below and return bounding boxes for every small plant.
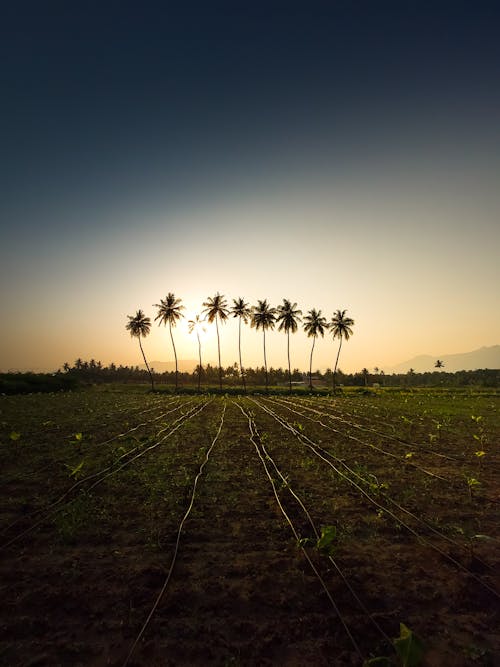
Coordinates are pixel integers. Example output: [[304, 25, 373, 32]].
[[65, 460, 85, 479], [393, 623, 424, 666], [364, 622, 424, 667], [466, 476, 480, 500], [298, 525, 338, 557], [9, 431, 21, 442], [316, 525, 337, 556]]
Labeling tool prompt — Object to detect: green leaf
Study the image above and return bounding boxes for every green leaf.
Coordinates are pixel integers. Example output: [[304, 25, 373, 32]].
[[363, 658, 391, 667], [393, 623, 424, 667], [9, 431, 21, 441], [316, 525, 337, 555], [69, 461, 84, 479], [74, 432, 83, 441]]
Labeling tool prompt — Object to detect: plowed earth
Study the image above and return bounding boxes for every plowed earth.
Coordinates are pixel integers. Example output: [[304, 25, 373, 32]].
[[1, 388, 499, 666]]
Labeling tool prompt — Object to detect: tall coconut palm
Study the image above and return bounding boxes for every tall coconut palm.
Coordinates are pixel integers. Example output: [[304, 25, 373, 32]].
[[329, 309, 354, 393], [251, 299, 276, 392], [303, 308, 327, 390], [231, 297, 252, 392], [202, 292, 229, 391], [276, 299, 302, 392], [188, 315, 206, 392], [126, 309, 155, 391], [154, 293, 184, 391]]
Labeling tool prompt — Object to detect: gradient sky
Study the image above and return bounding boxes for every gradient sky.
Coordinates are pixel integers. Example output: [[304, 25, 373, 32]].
[[1, 1, 499, 373]]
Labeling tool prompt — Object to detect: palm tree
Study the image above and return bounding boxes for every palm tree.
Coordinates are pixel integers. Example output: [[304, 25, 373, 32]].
[[276, 299, 302, 392], [188, 315, 206, 391], [126, 309, 155, 390], [329, 309, 355, 393], [435, 359, 444, 369], [303, 308, 327, 390], [231, 297, 252, 392], [251, 299, 276, 392], [154, 293, 184, 391], [202, 292, 229, 391]]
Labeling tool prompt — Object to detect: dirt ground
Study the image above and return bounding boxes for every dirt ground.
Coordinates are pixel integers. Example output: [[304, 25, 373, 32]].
[[1, 391, 499, 666]]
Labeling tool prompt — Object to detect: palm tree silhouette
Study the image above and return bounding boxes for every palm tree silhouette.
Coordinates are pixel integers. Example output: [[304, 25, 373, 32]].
[[154, 293, 185, 391], [126, 309, 155, 391], [303, 308, 327, 390], [251, 299, 276, 392], [188, 315, 206, 392], [435, 359, 444, 369], [276, 299, 302, 392], [329, 309, 354, 393], [202, 293, 229, 391], [231, 297, 252, 393]]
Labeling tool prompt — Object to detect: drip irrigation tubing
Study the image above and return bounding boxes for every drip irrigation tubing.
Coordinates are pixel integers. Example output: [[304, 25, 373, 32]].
[[0, 399, 194, 536], [0, 400, 211, 551], [249, 398, 500, 601], [234, 400, 365, 663], [235, 400, 393, 650], [123, 401, 227, 667], [270, 397, 450, 481], [282, 397, 463, 463]]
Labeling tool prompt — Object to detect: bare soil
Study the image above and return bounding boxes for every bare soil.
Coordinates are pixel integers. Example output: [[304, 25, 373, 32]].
[[1, 390, 499, 666]]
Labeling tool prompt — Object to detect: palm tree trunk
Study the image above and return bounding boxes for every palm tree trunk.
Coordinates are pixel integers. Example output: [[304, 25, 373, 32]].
[[309, 335, 316, 390], [287, 330, 292, 393], [138, 337, 155, 391], [169, 321, 179, 391], [238, 316, 247, 393], [216, 317, 222, 391], [333, 338, 343, 394], [263, 329, 269, 393], [196, 332, 202, 392]]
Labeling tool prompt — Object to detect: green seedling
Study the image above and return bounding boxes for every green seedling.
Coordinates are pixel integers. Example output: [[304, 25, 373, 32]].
[[316, 525, 337, 556], [364, 622, 423, 667], [66, 460, 85, 479], [9, 431, 21, 441], [466, 476, 480, 500], [298, 525, 338, 557], [393, 623, 424, 666]]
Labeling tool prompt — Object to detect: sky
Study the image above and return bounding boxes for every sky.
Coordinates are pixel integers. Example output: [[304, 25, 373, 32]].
[[1, 0, 499, 374]]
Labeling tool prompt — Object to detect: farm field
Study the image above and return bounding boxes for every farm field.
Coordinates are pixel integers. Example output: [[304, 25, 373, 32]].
[[1, 387, 499, 666]]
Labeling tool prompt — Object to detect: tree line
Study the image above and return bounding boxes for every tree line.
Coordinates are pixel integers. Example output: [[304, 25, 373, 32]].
[[126, 292, 355, 392], [52, 362, 499, 391]]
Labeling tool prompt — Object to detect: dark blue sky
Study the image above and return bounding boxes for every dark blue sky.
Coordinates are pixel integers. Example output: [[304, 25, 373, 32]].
[[2, 1, 499, 233]]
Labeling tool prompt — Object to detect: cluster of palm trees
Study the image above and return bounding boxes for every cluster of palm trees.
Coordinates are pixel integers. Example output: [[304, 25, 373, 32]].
[[125, 293, 354, 392]]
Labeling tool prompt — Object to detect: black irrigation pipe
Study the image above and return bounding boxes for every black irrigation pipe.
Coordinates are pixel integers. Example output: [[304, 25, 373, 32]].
[[265, 399, 498, 561], [0, 393, 164, 441], [0, 400, 212, 551], [270, 397, 450, 482], [236, 400, 393, 651], [234, 400, 365, 664], [250, 398, 500, 601], [285, 396, 463, 463], [0, 399, 195, 536], [123, 401, 227, 667], [1, 398, 184, 487]]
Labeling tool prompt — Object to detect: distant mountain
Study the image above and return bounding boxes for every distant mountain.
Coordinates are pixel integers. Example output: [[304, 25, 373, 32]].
[[386, 345, 500, 374], [145, 360, 198, 373]]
